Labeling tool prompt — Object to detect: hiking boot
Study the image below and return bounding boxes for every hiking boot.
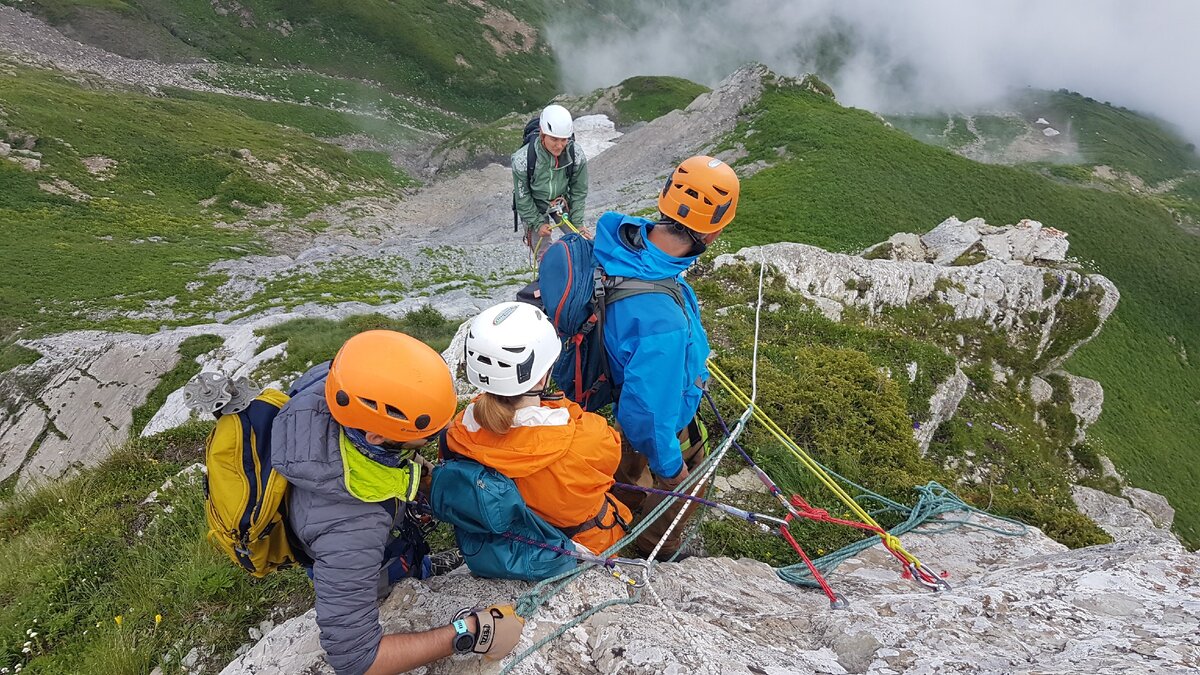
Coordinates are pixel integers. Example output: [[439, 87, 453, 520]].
[[429, 548, 465, 576]]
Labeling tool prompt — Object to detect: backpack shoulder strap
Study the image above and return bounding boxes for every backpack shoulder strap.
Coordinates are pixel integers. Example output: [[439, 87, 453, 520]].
[[437, 427, 469, 462], [566, 141, 576, 181], [605, 276, 686, 309], [526, 141, 537, 187]]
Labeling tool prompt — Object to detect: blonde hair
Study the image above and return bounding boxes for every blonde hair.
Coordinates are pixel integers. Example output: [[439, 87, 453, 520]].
[[473, 392, 524, 435]]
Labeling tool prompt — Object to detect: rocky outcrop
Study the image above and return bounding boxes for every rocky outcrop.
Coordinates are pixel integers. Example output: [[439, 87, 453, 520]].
[[866, 216, 1070, 266], [913, 366, 968, 452], [719, 239, 1116, 368], [0, 332, 182, 489], [1029, 375, 1054, 405], [1063, 372, 1104, 443], [221, 513, 1199, 675], [715, 229, 1117, 451], [920, 216, 982, 265], [1072, 485, 1182, 550], [1124, 487, 1177, 530]]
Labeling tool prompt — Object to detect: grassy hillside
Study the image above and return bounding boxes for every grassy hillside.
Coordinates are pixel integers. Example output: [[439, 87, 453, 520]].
[[2, 0, 560, 119], [613, 75, 710, 125], [0, 423, 314, 674], [715, 77, 1200, 547], [1011, 89, 1200, 184], [0, 65, 412, 339]]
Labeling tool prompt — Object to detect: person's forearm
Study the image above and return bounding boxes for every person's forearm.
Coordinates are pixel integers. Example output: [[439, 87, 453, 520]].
[[363, 616, 477, 675]]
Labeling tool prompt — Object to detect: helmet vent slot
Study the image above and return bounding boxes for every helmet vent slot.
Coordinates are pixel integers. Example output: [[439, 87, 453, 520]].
[[384, 404, 407, 421], [357, 397, 378, 411], [502, 346, 524, 354], [477, 355, 493, 365]]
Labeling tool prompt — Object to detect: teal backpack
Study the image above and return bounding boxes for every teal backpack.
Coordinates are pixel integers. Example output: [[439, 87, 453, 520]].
[[429, 435, 577, 581]]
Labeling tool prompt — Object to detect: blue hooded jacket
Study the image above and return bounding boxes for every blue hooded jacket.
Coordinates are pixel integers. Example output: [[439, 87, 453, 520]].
[[593, 211, 710, 478]]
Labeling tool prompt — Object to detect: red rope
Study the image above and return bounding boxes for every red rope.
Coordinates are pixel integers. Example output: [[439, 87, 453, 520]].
[[779, 513, 840, 605], [786, 495, 944, 587]]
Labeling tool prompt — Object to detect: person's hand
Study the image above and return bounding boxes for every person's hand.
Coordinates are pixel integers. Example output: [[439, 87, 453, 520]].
[[536, 223, 553, 239], [472, 605, 525, 659], [660, 464, 689, 490]]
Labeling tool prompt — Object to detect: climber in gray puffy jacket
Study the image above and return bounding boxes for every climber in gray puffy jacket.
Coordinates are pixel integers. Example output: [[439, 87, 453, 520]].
[[271, 330, 525, 675]]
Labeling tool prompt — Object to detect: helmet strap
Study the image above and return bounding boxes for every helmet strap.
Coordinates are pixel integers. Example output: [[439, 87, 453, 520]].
[[658, 218, 708, 256]]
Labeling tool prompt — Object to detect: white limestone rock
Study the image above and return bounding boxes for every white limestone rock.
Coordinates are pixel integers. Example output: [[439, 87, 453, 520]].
[[573, 114, 622, 158], [716, 241, 1117, 371], [1063, 372, 1104, 443], [1072, 485, 1182, 550], [920, 216, 982, 265], [712, 467, 769, 495], [980, 233, 1012, 262], [1124, 487, 1176, 530], [915, 366, 969, 453], [440, 318, 474, 397], [1029, 375, 1054, 405], [885, 232, 926, 263], [221, 518, 1200, 675]]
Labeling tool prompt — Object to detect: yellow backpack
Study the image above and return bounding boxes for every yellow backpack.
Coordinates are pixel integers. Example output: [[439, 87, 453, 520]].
[[204, 388, 308, 577]]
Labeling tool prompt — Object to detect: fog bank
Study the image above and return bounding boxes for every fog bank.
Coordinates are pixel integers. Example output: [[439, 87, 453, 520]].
[[549, 0, 1200, 143]]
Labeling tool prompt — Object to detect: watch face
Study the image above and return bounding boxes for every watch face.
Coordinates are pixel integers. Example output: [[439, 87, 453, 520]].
[[453, 631, 475, 654]]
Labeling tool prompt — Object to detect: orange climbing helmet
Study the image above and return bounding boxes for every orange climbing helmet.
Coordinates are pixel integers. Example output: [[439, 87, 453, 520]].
[[325, 330, 456, 442], [658, 155, 740, 234]]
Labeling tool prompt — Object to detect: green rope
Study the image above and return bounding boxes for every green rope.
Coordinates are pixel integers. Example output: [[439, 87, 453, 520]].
[[776, 469, 1028, 586]]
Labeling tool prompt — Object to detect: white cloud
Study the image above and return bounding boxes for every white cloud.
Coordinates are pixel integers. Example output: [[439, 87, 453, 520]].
[[550, 0, 1200, 144]]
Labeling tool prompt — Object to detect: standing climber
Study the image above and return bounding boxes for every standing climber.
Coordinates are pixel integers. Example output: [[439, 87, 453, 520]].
[[594, 156, 740, 561], [512, 104, 589, 260], [445, 301, 632, 557], [271, 330, 526, 674]]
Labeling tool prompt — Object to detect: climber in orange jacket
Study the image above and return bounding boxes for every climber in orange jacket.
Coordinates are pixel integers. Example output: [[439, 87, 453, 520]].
[[445, 301, 632, 555]]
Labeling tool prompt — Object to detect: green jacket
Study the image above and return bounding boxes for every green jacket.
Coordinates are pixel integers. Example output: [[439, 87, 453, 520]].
[[512, 138, 588, 232]]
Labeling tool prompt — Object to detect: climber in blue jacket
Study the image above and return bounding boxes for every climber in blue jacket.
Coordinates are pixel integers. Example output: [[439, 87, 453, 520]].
[[592, 155, 741, 560]]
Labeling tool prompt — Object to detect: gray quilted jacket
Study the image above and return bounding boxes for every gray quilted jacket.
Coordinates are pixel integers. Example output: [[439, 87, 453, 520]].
[[271, 363, 407, 675]]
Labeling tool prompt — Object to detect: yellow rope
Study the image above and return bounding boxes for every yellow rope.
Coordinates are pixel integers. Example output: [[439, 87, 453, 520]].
[[530, 216, 584, 265], [707, 360, 924, 568]]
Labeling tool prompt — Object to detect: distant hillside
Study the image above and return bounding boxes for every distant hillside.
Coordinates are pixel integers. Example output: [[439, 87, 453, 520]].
[[0, 0, 563, 118], [715, 75, 1200, 548], [0, 62, 414, 338], [888, 89, 1200, 207]]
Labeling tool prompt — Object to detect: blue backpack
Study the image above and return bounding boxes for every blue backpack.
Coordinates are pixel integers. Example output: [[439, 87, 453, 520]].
[[429, 437, 577, 581], [537, 231, 685, 411]]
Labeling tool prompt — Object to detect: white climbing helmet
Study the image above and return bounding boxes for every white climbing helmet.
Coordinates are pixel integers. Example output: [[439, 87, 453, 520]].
[[539, 104, 574, 139], [465, 302, 562, 396]]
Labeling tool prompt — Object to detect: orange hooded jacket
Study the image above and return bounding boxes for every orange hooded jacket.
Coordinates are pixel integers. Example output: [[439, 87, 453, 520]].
[[444, 397, 632, 555]]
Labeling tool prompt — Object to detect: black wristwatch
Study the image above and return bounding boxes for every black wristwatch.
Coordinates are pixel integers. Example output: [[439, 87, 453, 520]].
[[451, 617, 476, 655]]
